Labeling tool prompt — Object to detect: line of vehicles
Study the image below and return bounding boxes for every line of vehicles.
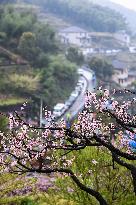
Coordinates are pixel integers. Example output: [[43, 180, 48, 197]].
[[40, 66, 96, 126], [53, 77, 85, 119], [83, 47, 136, 56]]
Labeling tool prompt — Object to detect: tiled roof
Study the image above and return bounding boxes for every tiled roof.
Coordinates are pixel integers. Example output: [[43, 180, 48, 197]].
[[112, 60, 127, 70], [128, 70, 136, 76], [59, 26, 87, 33]]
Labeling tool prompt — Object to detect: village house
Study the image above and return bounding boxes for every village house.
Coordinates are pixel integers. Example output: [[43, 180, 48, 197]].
[[58, 26, 92, 47], [112, 60, 136, 87], [128, 70, 136, 84], [58, 26, 131, 58], [114, 30, 130, 47], [58, 26, 130, 47]]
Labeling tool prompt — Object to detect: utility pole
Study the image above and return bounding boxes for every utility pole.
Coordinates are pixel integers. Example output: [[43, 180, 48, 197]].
[[40, 98, 43, 127]]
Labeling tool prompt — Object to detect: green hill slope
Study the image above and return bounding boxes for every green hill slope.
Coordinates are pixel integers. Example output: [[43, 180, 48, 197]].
[[0, 4, 77, 113], [89, 0, 136, 33], [23, 0, 127, 33]]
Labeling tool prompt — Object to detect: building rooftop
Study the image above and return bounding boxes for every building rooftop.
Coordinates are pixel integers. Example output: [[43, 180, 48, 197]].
[[59, 26, 87, 33], [112, 60, 127, 70], [128, 70, 136, 77]]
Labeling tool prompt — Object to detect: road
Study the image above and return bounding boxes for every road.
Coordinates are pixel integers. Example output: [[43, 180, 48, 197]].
[[41, 68, 96, 124], [63, 68, 96, 120]]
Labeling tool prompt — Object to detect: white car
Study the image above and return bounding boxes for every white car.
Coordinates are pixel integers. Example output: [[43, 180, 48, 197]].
[[66, 95, 76, 106], [77, 79, 84, 88], [53, 103, 65, 118], [78, 69, 84, 76], [71, 90, 79, 99], [75, 85, 82, 94], [65, 100, 71, 109]]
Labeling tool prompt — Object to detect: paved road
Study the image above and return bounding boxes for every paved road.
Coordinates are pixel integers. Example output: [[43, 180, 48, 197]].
[[63, 68, 96, 120], [41, 68, 96, 123]]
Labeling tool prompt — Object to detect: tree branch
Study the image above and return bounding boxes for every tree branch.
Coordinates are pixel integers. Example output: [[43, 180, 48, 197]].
[[112, 152, 136, 195]]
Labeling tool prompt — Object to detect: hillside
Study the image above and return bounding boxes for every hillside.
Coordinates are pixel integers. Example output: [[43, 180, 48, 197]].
[[23, 0, 127, 33], [89, 0, 136, 34], [0, 4, 77, 114], [37, 11, 71, 30]]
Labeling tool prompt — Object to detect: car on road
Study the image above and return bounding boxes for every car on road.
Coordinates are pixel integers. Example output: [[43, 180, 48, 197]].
[[64, 99, 71, 110], [92, 73, 96, 81], [71, 90, 79, 99], [75, 85, 82, 94], [66, 90, 79, 106], [68, 95, 76, 104], [78, 69, 84, 76], [77, 78, 84, 88], [53, 103, 66, 118]]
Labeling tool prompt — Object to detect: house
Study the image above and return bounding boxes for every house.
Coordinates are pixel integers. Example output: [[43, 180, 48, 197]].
[[112, 60, 130, 87], [128, 70, 136, 83], [80, 47, 94, 55], [114, 30, 130, 47], [58, 26, 92, 47]]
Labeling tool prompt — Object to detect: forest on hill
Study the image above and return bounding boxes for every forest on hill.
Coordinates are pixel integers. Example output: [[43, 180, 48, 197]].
[[90, 0, 136, 34], [24, 0, 127, 33]]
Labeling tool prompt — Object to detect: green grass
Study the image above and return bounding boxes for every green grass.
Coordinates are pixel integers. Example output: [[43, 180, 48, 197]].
[[0, 97, 27, 106], [0, 193, 77, 205]]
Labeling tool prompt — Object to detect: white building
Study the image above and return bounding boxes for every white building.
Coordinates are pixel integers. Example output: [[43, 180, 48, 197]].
[[128, 70, 136, 83], [58, 26, 92, 47], [112, 60, 130, 87]]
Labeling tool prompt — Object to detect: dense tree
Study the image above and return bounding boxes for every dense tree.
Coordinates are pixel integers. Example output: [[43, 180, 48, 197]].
[[0, 5, 77, 112], [88, 57, 113, 80], [40, 55, 77, 107], [24, 0, 127, 32], [0, 6, 37, 46], [7, 73, 41, 97], [66, 47, 84, 66], [18, 32, 37, 61], [35, 24, 58, 54]]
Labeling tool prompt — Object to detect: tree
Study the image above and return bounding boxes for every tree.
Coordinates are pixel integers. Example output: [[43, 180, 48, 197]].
[[26, 0, 127, 32], [7, 73, 40, 97], [1, 89, 136, 204], [88, 57, 113, 81], [35, 24, 58, 54], [0, 6, 37, 46], [18, 32, 37, 61], [0, 5, 78, 126], [40, 55, 77, 107], [66, 47, 84, 66]]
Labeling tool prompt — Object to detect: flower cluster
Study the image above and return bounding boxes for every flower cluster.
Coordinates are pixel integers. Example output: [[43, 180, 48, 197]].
[[0, 88, 136, 175]]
